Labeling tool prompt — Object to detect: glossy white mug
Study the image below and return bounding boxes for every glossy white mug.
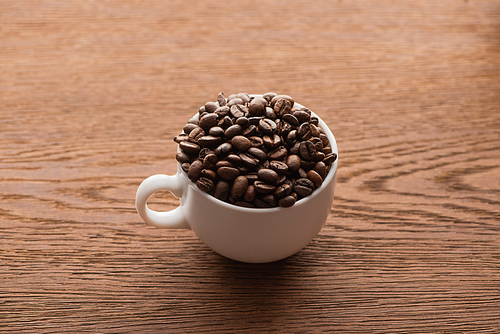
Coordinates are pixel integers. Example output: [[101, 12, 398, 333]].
[[135, 98, 338, 263]]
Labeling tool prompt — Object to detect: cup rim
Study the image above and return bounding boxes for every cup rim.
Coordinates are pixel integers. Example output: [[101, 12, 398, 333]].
[[177, 95, 338, 213]]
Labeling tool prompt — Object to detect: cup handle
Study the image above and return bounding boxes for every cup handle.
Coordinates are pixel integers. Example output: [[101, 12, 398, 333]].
[[135, 173, 190, 229]]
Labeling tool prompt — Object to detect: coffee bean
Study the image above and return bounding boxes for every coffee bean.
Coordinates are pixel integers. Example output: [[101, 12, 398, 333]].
[[274, 183, 292, 198], [225, 124, 242, 138], [199, 113, 218, 129], [179, 141, 200, 155], [209, 126, 225, 137], [227, 97, 243, 107], [248, 136, 264, 148], [204, 102, 218, 113], [196, 177, 214, 192], [242, 124, 258, 137], [188, 160, 203, 181], [245, 173, 259, 184], [248, 97, 267, 116], [307, 170, 323, 188], [235, 116, 250, 127], [188, 126, 205, 142], [198, 135, 223, 147], [289, 141, 301, 155], [273, 98, 292, 117], [202, 153, 218, 169], [174, 134, 189, 143], [293, 110, 310, 123], [270, 94, 295, 109], [263, 134, 281, 150], [231, 135, 252, 151], [282, 114, 299, 127], [267, 146, 288, 161], [262, 92, 277, 102], [323, 152, 337, 165], [257, 168, 279, 183], [247, 147, 267, 161], [215, 142, 232, 156], [298, 167, 308, 178], [297, 122, 312, 140], [217, 166, 240, 181], [176, 151, 191, 164], [183, 123, 198, 134], [215, 106, 230, 118], [278, 195, 296, 208], [236, 92, 251, 104], [294, 178, 315, 197], [309, 137, 324, 151], [269, 160, 288, 174], [265, 107, 276, 120], [286, 154, 301, 172], [214, 180, 230, 201], [239, 152, 259, 169], [227, 154, 242, 166], [243, 184, 256, 202], [299, 140, 316, 161], [181, 162, 190, 173], [262, 194, 277, 206], [218, 115, 233, 128], [286, 130, 297, 145], [235, 201, 255, 208], [201, 168, 217, 181], [258, 118, 277, 136], [230, 104, 246, 118], [315, 161, 327, 179], [254, 180, 276, 194], [231, 175, 249, 198], [217, 92, 226, 107]]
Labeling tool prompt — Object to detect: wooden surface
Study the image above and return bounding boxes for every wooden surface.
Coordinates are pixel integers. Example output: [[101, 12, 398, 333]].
[[1, 0, 500, 332]]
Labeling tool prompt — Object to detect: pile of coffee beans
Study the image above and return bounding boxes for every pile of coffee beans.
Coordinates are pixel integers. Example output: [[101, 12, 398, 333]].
[[174, 92, 337, 208]]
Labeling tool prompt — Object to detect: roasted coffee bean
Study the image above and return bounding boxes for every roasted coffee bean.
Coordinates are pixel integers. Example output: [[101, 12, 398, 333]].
[[179, 141, 200, 155], [236, 92, 251, 104], [309, 123, 320, 138], [262, 92, 277, 102], [307, 170, 323, 188], [270, 94, 294, 109], [235, 116, 250, 128], [227, 97, 243, 106], [274, 183, 292, 198], [215, 160, 233, 169], [174, 134, 189, 143], [273, 98, 292, 117], [278, 195, 296, 208], [214, 180, 231, 201], [215, 106, 230, 118], [301, 160, 316, 171], [323, 152, 337, 165], [299, 140, 316, 161], [254, 181, 276, 194], [248, 136, 264, 148], [263, 134, 281, 150], [204, 101, 218, 113], [202, 153, 218, 169], [218, 115, 233, 128], [245, 173, 259, 184], [197, 177, 214, 192], [231, 175, 249, 198], [239, 152, 259, 169], [247, 147, 267, 161], [188, 160, 203, 181], [286, 154, 301, 172], [217, 166, 240, 181], [254, 198, 272, 208], [248, 116, 264, 125], [231, 135, 252, 151], [201, 168, 217, 181], [294, 178, 315, 197], [297, 122, 312, 140], [181, 162, 190, 173], [235, 201, 255, 208], [313, 151, 325, 162], [315, 161, 327, 179], [258, 118, 277, 135], [188, 126, 205, 142], [265, 107, 276, 120], [267, 146, 288, 161], [286, 130, 297, 145], [217, 92, 226, 107], [242, 124, 258, 137], [215, 142, 232, 156], [293, 110, 310, 123], [320, 133, 330, 147], [289, 141, 300, 155], [248, 97, 267, 116], [183, 123, 198, 134], [198, 135, 223, 147], [209, 126, 224, 137], [309, 137, 324, 151], [243, 184, 256, 202], [176, 151, 191, 164], [298, 167, 308, 178], [269, 160, 288, 174], [199, 113, 218, 129], [230, 104, 246, 118], [225, 124, 242, 138], [310, 116, 319, 126], [262, 194, 277, 206], [227, 154, 242, 166], [282, 114, 299, 127], [257, 168, 279, 183]]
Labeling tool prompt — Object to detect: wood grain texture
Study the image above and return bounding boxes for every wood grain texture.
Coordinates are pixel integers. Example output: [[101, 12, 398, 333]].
[[1, 0, 499, 332]]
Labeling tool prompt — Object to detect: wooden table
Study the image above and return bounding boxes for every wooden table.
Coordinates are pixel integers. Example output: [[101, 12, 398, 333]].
[[1, 1, 499, 332]]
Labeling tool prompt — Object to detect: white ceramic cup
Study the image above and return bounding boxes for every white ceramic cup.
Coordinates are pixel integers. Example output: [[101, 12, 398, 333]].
[[135, 98, 338, 263]]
